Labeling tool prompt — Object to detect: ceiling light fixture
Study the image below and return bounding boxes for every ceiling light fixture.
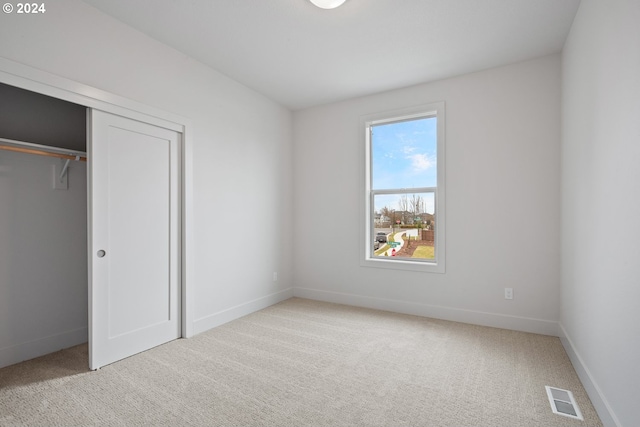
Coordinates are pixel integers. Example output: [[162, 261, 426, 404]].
[[309, 0, 347, 9]]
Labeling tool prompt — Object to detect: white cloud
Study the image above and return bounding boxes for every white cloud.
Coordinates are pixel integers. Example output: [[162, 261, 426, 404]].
[[408, 153, 434, 171], [402, 145, 416, 154]]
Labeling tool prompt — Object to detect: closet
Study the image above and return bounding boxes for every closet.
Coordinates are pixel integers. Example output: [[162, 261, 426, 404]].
[[1, 80, 182, 370], [0, 82, 89, 369]]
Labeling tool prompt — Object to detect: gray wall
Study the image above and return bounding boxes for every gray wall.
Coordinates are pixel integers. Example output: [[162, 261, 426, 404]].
[[0, 83, 88, 367], [0, 150, 88, 367], [0, 82, 86, 151], [293, 55, 562, 335], [561, 0, 640, 426]]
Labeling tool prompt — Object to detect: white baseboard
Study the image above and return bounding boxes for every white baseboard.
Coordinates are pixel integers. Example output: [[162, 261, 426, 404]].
[[0, 327, 88, 369], [558, 323, 621, 427], [192, 287, 294, 336], [293, 287, 559, 336]]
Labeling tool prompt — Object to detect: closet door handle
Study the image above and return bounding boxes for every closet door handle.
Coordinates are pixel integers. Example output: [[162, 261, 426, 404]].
[[97, 250, 106, 258]]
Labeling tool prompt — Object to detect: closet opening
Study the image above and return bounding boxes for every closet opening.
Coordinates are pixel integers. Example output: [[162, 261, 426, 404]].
[[0, 82, 89, 369]]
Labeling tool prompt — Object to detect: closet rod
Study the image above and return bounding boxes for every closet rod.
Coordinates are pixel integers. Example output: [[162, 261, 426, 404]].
[[0, 137, 87, 162]]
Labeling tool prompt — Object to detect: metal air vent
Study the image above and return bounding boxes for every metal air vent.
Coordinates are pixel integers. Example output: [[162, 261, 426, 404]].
[[545, 386, 583, 420]]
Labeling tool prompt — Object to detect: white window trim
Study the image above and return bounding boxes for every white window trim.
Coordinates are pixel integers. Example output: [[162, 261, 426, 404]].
[[360, 102, 446, 273]]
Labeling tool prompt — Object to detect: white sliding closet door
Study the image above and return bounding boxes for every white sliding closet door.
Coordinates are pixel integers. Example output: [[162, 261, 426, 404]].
[[88, 109, 181, 370]]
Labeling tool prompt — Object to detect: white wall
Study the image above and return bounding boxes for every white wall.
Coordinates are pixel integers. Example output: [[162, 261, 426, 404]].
[[560, 1, 640, 426], [293, 55, 562, 334], [0, 152, 87, 367], [0, 0, 293, 357]]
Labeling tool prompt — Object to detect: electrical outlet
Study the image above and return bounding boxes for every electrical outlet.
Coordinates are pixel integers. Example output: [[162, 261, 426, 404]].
[[273, 272, 278, 282], [504, 287, 513, 300]]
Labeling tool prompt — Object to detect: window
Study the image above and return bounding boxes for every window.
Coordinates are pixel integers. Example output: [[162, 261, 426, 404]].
[[362, 103, 445, 273]]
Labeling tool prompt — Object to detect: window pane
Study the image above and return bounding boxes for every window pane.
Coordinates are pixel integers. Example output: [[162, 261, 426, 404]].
[[364, 103, 444, 272], [371, 117, 437, 190], [372, 192, 435, 260]]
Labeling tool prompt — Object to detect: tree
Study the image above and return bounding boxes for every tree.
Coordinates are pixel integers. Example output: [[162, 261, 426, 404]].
[[409, 194, 422, 228], [398, 195, 409, 223], [410, 194, 422, 216]]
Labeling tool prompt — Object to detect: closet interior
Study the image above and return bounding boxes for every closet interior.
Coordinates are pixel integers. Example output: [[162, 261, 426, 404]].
[[0, 82, 89, 369]]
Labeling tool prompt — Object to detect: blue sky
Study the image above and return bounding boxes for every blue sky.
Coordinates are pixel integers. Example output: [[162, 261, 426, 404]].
[[372, 117, 437, 213]]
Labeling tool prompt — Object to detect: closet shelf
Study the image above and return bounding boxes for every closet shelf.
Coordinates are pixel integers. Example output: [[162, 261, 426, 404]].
[[0, 137, 87, 161]]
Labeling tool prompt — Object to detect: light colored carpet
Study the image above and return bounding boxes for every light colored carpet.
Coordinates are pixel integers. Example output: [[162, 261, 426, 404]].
[[0, 297, 602, 426]]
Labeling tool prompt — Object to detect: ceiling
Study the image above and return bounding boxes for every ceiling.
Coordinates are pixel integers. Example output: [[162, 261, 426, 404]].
[[81, 0, 581, 111]]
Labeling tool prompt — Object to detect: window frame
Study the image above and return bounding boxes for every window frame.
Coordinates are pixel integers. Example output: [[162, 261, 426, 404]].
[[361, 102, 446, 273]]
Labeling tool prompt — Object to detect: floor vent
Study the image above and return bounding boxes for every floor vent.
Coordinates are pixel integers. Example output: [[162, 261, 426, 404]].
[[545, 386, 583, 420]]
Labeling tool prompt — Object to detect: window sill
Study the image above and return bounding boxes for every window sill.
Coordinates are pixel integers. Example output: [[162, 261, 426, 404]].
[[361, 256, 445, 274]]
